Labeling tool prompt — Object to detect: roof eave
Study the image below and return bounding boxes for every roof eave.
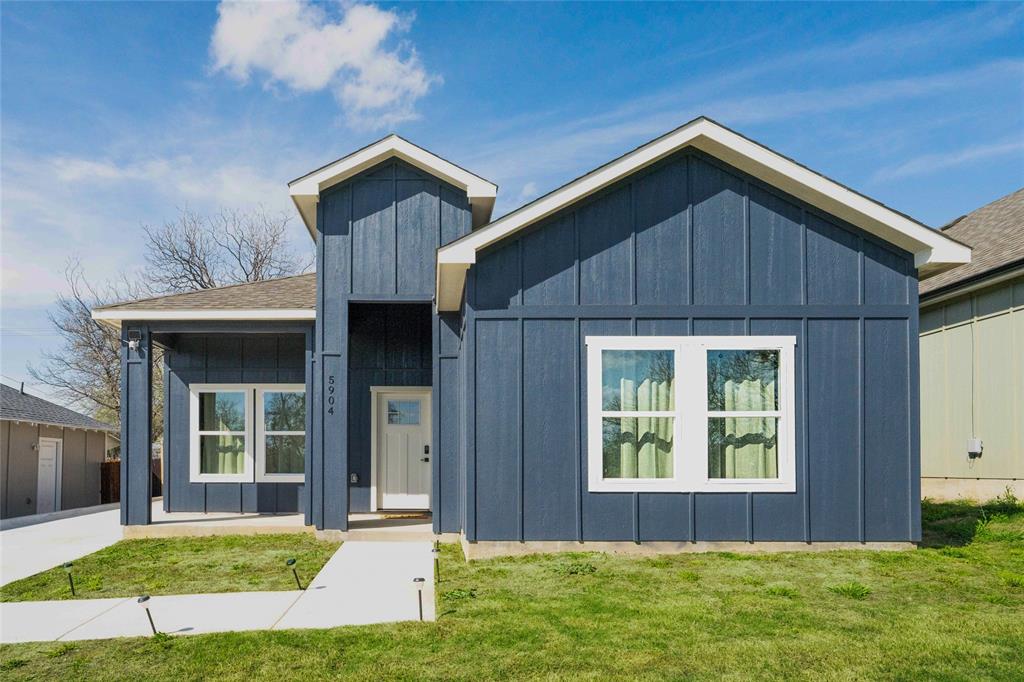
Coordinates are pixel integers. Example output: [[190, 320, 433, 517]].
[[91, 308, 316, 329], [434, 118, 971, 312], [289, 135, 498, 237]]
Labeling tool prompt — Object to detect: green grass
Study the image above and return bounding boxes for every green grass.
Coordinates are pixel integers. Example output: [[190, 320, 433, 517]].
[[2, 498, 1023, 680], [0, 534, 339, 602]]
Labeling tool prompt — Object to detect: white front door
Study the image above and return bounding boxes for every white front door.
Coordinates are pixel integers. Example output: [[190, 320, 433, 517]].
[[36, 438, 62, 514], [377, 390, 431, 510]]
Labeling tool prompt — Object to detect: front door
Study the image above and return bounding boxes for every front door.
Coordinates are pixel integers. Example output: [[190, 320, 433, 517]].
[[36, 438, 61, 514], [376, 389, 431, 510]]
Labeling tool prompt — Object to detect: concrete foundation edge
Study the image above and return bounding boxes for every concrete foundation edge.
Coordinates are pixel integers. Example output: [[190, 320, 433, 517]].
[[459, 536, 917, 560], [922, 477, 1022, 502]]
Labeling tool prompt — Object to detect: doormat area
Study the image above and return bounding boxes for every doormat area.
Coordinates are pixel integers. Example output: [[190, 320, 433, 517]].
[[381, 513, 430, 520]]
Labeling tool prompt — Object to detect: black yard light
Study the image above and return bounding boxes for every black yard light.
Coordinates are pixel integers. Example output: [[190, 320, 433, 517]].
[[137, 595, 157, 635], [62, 562, 76, 597], [286, 558, 304, 590], [413, 577, 426, 621], [432, 541, 440, 584]]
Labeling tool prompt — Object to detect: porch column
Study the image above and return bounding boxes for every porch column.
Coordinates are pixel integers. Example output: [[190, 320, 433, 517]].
[[314, 195, 349, 531], [120, 324, 152, 525]]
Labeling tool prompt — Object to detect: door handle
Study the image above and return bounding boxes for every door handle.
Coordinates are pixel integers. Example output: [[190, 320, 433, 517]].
[[420, 457, 430, 462]]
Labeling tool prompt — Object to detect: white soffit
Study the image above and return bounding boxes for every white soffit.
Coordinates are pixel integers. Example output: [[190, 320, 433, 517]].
[[289, 134, 498, 237], [435, 117, 971, 311], [90, 309, 316, 329]]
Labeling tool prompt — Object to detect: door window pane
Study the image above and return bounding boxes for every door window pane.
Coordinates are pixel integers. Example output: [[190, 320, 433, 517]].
[[265, 435, 305, 474], [601, 350, 674, 411], [199, 392, 246, 431], [264, 392, 305, 431], [387, 400, 420, 425], [708, 417, 778, 479], [602, 417, 674, 479], [707, 350, 779, 411], [200, 435, 246, 474]]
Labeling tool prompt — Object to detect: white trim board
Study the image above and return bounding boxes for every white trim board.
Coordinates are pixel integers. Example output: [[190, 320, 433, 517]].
[[435, 117, 971, 311], [92, 309, 315, 328], [289, 134, 498, 237], [368, 386, 431, 513]]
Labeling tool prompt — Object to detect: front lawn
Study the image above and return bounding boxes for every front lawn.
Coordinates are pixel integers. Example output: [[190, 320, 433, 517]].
[[2, 498, 1022, 679], [0, 534, 339, 602]]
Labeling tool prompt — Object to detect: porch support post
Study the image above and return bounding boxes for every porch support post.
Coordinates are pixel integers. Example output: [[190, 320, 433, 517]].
[[315, 194, 349, 531], [120, 324, 152, 525]]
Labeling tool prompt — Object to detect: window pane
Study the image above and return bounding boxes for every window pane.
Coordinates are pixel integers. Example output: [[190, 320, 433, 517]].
[[199, 391, 246, 431], [387, 400, 420, 425], [601, 350, 674, 411], [265, 435, 305, 474], [264, 391, 305, 431], [707, 350, 779, 411], [601, 417, 673, 479], [708, 417, 778, 479], [200, 435, 246, 474]]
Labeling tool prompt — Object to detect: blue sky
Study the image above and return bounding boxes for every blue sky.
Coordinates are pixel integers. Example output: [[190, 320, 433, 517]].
[[2, 1, 1022, 405]]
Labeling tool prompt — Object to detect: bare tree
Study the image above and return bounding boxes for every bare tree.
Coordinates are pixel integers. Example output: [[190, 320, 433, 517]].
[[143, 206, 310, 293], [31, 206, 311, 433], [29, 261, 164, 438]]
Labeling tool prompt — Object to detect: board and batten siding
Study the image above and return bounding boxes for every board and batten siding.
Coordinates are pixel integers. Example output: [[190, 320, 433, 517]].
[[163, 333, 308, 514], [920, 276, 1024, 488], [464, 149, 920, 543], [314, 158, 471, 530]]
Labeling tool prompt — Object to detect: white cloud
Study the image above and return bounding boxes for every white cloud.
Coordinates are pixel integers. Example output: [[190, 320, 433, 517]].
[[871, 138, 1024, 183], [517, 181, 538, 203], [210, 1, 438, 129]]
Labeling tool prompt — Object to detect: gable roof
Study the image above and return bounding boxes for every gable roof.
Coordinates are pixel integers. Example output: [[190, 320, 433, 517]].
[[919, 188, 1024, 299], [0, 383, 115, 431], [435, 116, 972, 311], [92, 273, 316, 326], [289, 134, 498, 237]]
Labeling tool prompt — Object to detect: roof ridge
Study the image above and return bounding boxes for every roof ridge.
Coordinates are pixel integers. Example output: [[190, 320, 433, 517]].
[[95, 272, 316, 311]]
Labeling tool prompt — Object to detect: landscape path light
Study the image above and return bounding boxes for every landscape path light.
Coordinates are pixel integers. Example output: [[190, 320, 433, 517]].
[[137, 595, 157, 635], [62, 562, 75, 597], [287, 558, 304, 590], [432, 541, 440, 584], [413, 577, 425, 621]]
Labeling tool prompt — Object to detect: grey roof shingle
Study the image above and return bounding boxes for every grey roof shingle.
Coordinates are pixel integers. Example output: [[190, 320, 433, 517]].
[[94, 273, 316, 312], [0, 384, 116, 431], [920, 188, 1024, 297]]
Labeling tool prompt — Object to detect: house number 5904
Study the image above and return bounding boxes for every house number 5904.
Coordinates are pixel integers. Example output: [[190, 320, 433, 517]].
[[327, 374, 336, 415]]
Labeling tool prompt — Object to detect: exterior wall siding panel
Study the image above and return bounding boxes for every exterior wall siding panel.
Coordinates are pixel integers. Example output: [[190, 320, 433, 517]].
[[164, 333, 307, 514], [464, 149, 919, 543]]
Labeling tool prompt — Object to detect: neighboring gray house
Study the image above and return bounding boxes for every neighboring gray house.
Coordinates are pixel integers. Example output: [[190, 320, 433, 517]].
[[920, 188, 1023, 501], [94, 118, 970, 554], [0, 383, 116, 519]]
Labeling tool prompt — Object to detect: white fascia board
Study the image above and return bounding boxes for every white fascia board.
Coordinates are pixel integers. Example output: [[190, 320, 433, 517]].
[[290, 135, 497, 236], [91, 309, 315, 325], [435, 118, 971, 311]]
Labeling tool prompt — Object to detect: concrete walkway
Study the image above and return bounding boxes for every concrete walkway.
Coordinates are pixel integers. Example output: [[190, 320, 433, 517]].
[[0, 502, 159, 586], [0, 541, 435, 643]]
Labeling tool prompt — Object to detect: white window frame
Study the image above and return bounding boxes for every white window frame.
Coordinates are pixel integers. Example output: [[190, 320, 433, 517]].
[[189, 383, 307, 484], [585, 336, 796, 494], [256, 385, 306, 483], [189, 384, 254, 484]]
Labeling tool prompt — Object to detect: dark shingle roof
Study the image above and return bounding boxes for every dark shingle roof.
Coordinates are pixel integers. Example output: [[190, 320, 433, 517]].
[[0, 384, 115, 431], [94, 273, 316, 312], [920, 189, 1024, 296]]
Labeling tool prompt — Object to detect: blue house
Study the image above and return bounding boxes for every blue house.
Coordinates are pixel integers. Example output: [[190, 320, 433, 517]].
[[93, 118, 970, 555]]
